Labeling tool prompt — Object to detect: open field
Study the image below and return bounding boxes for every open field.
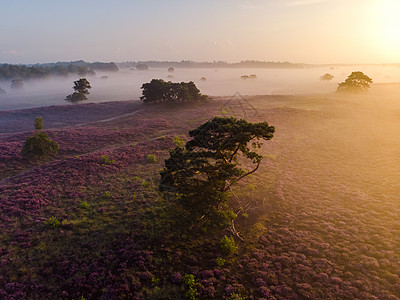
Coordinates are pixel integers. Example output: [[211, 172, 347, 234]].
[[1, 84, 400, 299]]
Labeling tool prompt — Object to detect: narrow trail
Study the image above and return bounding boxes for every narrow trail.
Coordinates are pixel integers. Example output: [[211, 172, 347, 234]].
[[66, 109, 144, 128], [0, 128, 174, 186]]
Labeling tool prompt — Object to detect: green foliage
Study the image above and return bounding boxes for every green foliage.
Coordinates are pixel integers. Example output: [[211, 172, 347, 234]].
[[34, 116, 43, 130], [80, 200, 89, 209], [173, 135, 186, 148], [160, 117, 275, 226], [228, 293, 246, 300], [140, 79, 207, 104], [220, 235, 238, 256], [147, 154, 158, 163], [101, 155, 115, 165], [216, 257, 225, 267], [182, 274, 198, 300], [65, 78, 91, 103], [103, 191, 111, 199], [337, 71, 373, 92], [45, 216, 61, 228], [21, 131, 59, 159]]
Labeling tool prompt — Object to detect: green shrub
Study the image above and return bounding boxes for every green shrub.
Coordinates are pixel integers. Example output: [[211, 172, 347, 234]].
[[228, 293, 246, 300], [147, 154, 157, 163], [45, 216, 61, 228], [216, 257, 225, 267], [103, 191, 111, 199], [80, 200, 89, 209], [21, 131, 59, 159], [183, 274, 198, 300], [220, 235, 238, 256], [173, 135, 186, 148], [101, 155, 115, 165]]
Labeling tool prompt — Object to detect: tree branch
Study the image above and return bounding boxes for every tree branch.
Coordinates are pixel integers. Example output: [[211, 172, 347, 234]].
[[223, 162, 260, 192]]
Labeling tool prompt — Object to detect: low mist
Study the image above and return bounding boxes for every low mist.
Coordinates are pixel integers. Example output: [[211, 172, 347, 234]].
[[1, 65, 400, 111]]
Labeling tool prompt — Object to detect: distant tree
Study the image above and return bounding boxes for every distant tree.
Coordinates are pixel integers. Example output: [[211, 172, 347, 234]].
[[34, 116, 43, 130], [136, 63, 149, 70], [65, 78, 91, 103], [337, 71, 372, 92], [320, 73, 334, 81], [11, 78, 23, 89], [21, 118, 59, 159], [140, 79, 207, 104], [160, 117, 275, 228], [0, 86, 5, 94], [168, 67, 175, 72]]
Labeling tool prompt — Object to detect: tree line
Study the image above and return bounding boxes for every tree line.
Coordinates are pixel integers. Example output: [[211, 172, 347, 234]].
[[0, 62, 118, 80]]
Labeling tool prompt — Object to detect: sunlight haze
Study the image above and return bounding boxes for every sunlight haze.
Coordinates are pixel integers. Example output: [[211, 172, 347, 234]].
[[1, 0, 399, 64]]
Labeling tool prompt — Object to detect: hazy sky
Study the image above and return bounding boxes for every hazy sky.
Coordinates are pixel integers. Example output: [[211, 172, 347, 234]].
[[1, 0, 399, 64]]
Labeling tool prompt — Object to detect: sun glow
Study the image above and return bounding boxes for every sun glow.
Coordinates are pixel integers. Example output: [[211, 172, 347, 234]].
[[376, 0, 400, 58]]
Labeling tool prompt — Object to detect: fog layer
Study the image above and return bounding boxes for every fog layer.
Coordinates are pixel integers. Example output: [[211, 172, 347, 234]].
[[1, 65, 400, 111]]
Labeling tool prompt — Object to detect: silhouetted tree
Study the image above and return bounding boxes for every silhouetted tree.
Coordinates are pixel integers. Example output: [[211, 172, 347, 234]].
[[337, 71, 372, 92], [320, 73, 334, 81], [160, 117, 275, 228], [140, 79, 207, 104], [11, 78, 23, 89], [65, 78, 91, 103]]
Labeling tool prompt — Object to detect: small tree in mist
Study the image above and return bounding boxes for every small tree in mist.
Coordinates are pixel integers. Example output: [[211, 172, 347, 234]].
[[160, 116, 275, 228], [22, 117, 59, 160], [11, 78, 23, 89], [337, 71, 372, 93], [65, 78, 91, 103], [320, 73, 334, 81], [34, 116, 43, 130]]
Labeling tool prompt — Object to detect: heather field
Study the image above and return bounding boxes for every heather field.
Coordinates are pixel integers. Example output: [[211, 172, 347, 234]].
[[1, 86, 400, 299]]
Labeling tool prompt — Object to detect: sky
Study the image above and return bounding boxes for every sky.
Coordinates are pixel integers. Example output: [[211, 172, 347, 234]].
[[1, 0, 400, 64]]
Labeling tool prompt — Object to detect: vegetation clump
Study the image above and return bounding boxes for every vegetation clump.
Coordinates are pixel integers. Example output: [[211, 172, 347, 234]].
[[160, 116, 275, 228], [21, 117, 59, 159], [147, 154, 157, 163], [11, 78, 23, 89], [140, 79, 208, 104], [320, 73, 334, 81], [337, 71, 372, 92], [220, 235, 238, 255], [65, 78, 91, 103]]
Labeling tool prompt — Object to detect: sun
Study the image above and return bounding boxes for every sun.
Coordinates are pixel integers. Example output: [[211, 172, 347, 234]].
[[377, 0, 400, 54]]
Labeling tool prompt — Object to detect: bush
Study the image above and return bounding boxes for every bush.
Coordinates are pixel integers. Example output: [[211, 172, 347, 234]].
[[45, 216, 61, 228], [80, 200, 89, 209], [21, 131, 59, 159], [147, 154, 157, 163], [101, 155, 115, 165], [173, 135, 186, 148], [220, 235, 238, 256]]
